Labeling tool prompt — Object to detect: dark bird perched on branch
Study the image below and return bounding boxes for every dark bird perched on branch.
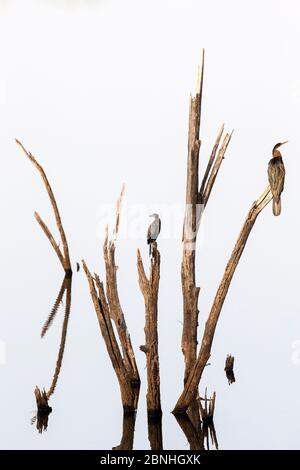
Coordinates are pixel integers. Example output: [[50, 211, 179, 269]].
[[268, 142, 287, 216], [147, 213, 161, 256]]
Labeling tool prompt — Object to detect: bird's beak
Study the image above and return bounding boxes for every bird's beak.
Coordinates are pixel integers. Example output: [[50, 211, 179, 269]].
[[280, 141, 288, 146]]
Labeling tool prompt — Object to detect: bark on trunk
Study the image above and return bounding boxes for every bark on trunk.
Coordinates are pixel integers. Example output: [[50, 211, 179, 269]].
[[137, 242, 162, 418]]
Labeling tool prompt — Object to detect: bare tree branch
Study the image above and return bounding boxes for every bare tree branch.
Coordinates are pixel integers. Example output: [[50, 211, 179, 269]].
[[199, 124, 224, 200], [15, 139, 71, 273], [174, 186, 272, 413], [34, 211, 65, 271], [202, 130, 233, 206]]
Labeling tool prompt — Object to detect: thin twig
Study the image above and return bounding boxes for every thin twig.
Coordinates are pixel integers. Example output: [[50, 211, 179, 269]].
[[202, 130, 233, 206], [199, 124, 224, 199], [34, 212, 65, 271]]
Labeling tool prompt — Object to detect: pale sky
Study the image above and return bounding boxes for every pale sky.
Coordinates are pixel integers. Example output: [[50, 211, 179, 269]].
[[0, 0, 300, 449]]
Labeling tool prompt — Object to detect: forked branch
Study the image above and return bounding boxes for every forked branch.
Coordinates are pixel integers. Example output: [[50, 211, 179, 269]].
[[82, 187, 140, 410], [15, 139, 71, 273], [174, 186, 272, 413]]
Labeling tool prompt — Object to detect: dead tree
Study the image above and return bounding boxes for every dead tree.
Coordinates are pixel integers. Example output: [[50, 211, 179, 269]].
[[16, 139, 73, 414], [83, 188, 140, 411], [181, 51, 232, 424], [137, 242, 162, 419], [174, 186, 272, 413], [15, 139, 72, 275]]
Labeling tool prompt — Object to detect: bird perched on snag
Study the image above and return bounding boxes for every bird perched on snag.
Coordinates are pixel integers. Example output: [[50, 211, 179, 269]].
[[147, 213, 161, 256], [268, 141, 287, 216]]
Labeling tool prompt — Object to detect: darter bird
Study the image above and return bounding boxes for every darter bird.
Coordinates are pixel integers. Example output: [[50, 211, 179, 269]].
[[147, 213, 161, 256], [268, 142, 287, 216]]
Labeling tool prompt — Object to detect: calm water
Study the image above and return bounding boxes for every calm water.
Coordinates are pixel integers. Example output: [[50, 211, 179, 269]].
[[1, 235, 300, 449]]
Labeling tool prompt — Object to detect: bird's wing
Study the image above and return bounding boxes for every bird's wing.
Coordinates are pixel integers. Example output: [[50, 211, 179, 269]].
[[268, 161, 285, 200], [147, 224, 152, 244]]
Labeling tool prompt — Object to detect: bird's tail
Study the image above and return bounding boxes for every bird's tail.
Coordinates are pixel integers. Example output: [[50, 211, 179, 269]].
[[272, 198, 281, 216]]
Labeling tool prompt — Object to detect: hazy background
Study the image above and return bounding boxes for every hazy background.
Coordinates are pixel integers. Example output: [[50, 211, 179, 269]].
[[0, 0, 300, 449]]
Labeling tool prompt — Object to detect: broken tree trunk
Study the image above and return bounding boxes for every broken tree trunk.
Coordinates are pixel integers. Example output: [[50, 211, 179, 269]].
[[83, 187, 140, 411], [34, 386, 52, 412], [103, 187, 139, 386], [174, 186, 272, 413], [181, 52, 232, 426], [137, 242, 162, 418], [83, 263, 139, 411], [225, 354, 235, 385], [15, 139, 72, 275]]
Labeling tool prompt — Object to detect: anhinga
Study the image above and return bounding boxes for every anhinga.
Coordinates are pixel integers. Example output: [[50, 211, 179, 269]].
[[147, 213, 161, 256], [268, 142, 287, 216]]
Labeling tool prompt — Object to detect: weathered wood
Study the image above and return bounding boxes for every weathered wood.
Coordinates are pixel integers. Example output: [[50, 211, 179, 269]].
[[83, 262, 139, 411], [198, 390, 218, 450], [181, 52, 232, 385], [201, 131, 233, 206], [15, 139, 72, 273], [181, 53, 231, 428], [34, 386, 52, 412], [174, 186, 272, 413], [225, 354, 235, 385], [82, 187, 140, 411], [103, 187, 139, 386], [137, 242, 161, 418]]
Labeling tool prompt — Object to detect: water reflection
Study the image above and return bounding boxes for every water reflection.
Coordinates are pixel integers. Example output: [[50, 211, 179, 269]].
[[108, 392, 218, 450], [113, 410, 137, 450], [31, 274, 72, 433], [31, 409, 52, 434], [148, 415, 163, 450], [173, 391, 218, 451]]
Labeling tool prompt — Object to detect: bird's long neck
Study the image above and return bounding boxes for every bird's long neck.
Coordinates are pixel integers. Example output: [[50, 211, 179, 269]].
[[272, 149, 282, 158]]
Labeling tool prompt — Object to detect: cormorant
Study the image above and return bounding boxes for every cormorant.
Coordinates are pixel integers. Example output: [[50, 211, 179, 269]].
[[147, 213, 161, 256], [268, 142, 287, 216]]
